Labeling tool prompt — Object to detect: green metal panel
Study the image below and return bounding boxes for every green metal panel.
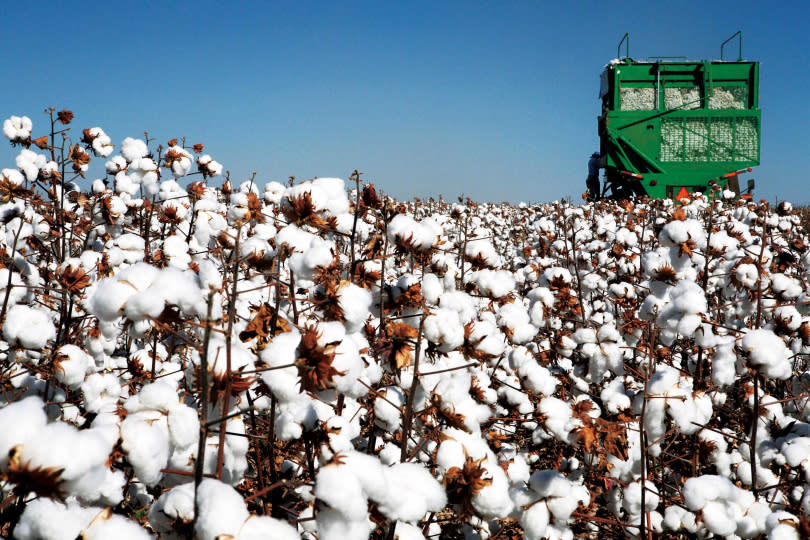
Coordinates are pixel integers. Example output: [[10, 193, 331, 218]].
[[598, 58, 760, 199]]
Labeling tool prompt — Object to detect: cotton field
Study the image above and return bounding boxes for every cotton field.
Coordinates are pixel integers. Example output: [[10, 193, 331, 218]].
[[2, 111, 810, 540]]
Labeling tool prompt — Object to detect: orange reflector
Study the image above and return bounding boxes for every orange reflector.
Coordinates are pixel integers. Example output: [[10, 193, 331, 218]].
[[741, 194, 752, 200], [676, 187, 690, 202]]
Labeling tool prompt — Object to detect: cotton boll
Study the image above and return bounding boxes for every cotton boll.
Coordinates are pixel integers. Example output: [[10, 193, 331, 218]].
[[3, 115, 32, 143], [740, 329, 791, 379], [520, 498, 551, 540], [53, 344, 92, 389], [121, 411, 171, 486], [16, 149, 48, 181], [471, 462, 514, 518], [82, 372, 123, 413], [263, 181, 286, 204], [121, 137, 148, 162], [423, 308, 465, 352], [374, 385, 404, 431], [315, 463, 369, 521], [81, 510, 154, 540], [0, 395, 48, 469], [764, 511, 800, 540], [195, 478, 251, 540], [148, 482, 195, 536], [15, 498, 102, 540], [0, 268, 27, 308], [260, 330, 303, 402], [316, 506, 374, 540], [337, 282, 372, 333], [376, 462, 447, 522], [237, 515, 300, 540], [2, 304, 56, 349]]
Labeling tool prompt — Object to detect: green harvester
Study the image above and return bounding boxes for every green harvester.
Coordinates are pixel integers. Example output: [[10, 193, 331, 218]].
[[598, 31, 760, 200]]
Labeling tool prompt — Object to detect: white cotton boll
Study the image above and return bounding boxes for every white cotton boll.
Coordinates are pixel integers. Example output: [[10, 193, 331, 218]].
[[735, 262, 760, 289], [124, 288, 166, 321], [0, 268, 27, 308], [468, 269, 516, 299], [16, 148, 47, 181], [166, 146, 193, 178], [374, 385, 404, 431], [377, 462, 447, 522], [237, 515, 300, 540], [465, 236, 502, 267], [312, 177, 350, 215], [423, 308, 465, 352], [54, 344, 92, 389], [517, 359, 557, 397], [121, 411, 170, 486], [471, 463, 513, 518], [3, 115, 32, 142], [0, 395, 48, 469], [121, 137, 148, 162], [740, 329, 791, 379], [771, 273, 802, 299], [701, 499, 738, 537], [82, 372, 122, 413], [439, 290, 478, 323], [393, 522, 426, 540], [1, 167, 24, 185], [466, 319, 506, 358], [15, 499, 102, 540], [520, 498, 551, 540], [195, 478, 251, 540], [197, 155, 223, 178], [316, 506, 374, 540], [106, 155, 127, 174], [315, 464, 368, 521], [260, 331, 302, 402], [535, 397, 580, 444], [2, 304, 56, 349], [148, 482, 195, 534], [337, 282, 372, 333], [85, 127, 114, 157], [168, 405, 198, 450], [387, 214, 439, 251], [422, 272, 443, 305], [263, 181, 286, 204], [81, 511, 154, 540], [765, 511, 800, 540], [436, 439, 466, 473], [125, 381, 179, 414], [601, 377, 632, 414]]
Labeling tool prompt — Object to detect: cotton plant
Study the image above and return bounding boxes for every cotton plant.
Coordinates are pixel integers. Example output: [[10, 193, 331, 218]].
[[4, 112, 810, 539]]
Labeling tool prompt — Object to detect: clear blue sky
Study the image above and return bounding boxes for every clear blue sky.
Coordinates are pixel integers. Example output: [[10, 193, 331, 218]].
[[1, 1, 807, 204]]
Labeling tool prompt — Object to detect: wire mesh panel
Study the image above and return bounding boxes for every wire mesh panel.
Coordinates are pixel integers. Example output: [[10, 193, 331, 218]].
[[664, 87, 701, 110], [661, 116, 759, 162], [620, 87, 655, 110], [708, 87, 748, 109]]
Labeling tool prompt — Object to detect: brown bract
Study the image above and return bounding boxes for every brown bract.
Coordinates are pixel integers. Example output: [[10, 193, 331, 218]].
[[5, 446, 66, 500], [239, 303, 291, 351], [282, 192, 328, 229], [57, 109, 74, 125], [443, 456, 492, 519], [68, 145, 91, 176], [56, 265, 91, 294], [381, 321, 418, 370], [0, 176, 30, 203], [296, 325, 344, 393], [32, 135, 49, 150]]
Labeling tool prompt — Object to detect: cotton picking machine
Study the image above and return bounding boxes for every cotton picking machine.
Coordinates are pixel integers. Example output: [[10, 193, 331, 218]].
[[597, 31, 760, 201]]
